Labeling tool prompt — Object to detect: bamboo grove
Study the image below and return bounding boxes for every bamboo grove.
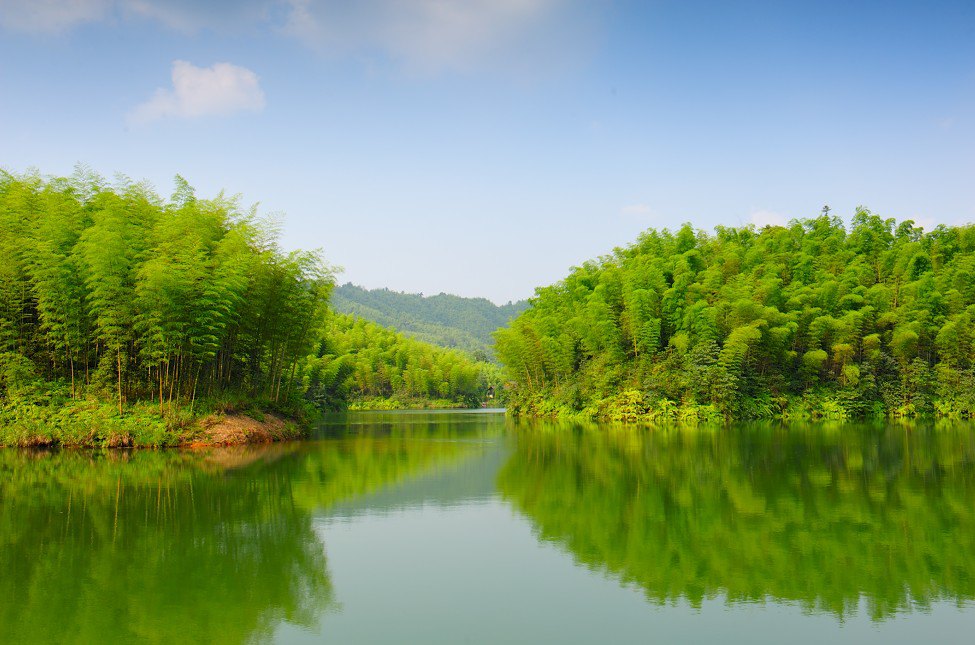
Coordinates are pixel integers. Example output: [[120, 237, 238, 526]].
[[304, 313, 501, 410], [0, 169, 332, 414], [496, 212, 975, 420]]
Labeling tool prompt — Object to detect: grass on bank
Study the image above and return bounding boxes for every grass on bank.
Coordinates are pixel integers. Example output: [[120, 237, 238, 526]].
[[0, 380, 316, 448], [507, 387, 975, 424], [346, 396, 480, 411]]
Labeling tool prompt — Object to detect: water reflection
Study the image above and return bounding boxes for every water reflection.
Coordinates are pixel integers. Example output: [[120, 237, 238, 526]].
[[3, 415, 975, 644], [0, 446, 330, 644], [0, 419, 484, 645], [499, 421, 975, 620]]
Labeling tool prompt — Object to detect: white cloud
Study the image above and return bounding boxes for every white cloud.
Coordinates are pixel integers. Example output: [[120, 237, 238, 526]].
[[281, 0, 579, 73], [621, 203, 655, 218], [0, 0, 111, 33], [749, 209, 787, 228], [121, 0, 270, 33], [2, 1, 594, 75], [0, 0, 269, 33], [129, 60, 266, 124]]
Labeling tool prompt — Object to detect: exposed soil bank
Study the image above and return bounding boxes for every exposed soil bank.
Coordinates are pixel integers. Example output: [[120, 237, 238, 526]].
[[189, 412, 305, 447]]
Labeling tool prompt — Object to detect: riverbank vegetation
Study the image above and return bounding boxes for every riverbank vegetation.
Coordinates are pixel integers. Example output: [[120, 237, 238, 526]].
[[0, 169, 332, 410], [497, 213, 975, 420], [0, 169, 498, 446], [303, 313, 501, 411]]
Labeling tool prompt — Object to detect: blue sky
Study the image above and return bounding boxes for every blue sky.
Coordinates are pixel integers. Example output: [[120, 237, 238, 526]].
[[1, 1, 973, 303]]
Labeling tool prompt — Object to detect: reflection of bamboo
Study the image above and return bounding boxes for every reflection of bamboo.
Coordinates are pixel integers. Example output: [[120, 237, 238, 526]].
[[65, 491, 72, 538], [113, 474, 121, 543], [502, 424, 975, 619], [0, 446, 335, 642]]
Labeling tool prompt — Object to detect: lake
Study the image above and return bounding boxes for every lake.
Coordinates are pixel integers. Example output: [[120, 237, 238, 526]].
[[3, 410, 975, 643]]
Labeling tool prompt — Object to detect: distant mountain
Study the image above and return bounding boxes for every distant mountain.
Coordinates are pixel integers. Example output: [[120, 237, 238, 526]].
[[330, 283, 528, 360]]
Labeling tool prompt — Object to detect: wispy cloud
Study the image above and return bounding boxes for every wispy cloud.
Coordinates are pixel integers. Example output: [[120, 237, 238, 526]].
[[122, 0, 271, 32], [281, 0, 578, 74], [0, 0, 271, 34], [0, 0, 111, 33], [129, 60, 266, 124], [749, 209, 787, 228], [620, 203, 655, 218], [1, 0, 595, 75]]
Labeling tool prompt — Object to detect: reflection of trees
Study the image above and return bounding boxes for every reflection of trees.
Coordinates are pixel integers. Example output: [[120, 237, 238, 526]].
[[0, 448, 331, 644], [293, 412, 505, 510], [291, 436, 485, 511], [0, 427, 482, 644], [499, 423, 975, 620]]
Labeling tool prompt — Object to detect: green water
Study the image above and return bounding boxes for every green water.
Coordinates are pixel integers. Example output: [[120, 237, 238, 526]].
[[3, 411, 975, 643]]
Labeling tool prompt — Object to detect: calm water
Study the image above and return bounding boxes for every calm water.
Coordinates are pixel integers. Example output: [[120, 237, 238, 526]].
[[3, 411, 975, 644]]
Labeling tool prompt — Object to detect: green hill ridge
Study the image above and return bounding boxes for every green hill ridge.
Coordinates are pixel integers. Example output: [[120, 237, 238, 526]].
[[330, 283, 527, 360]]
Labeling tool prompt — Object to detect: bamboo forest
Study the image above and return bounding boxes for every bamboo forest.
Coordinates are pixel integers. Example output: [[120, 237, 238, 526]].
[[0, 170, 497, 447], [497, 215, 975, 422]]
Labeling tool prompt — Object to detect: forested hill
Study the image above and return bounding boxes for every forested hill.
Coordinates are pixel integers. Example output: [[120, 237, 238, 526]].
[[330, 283, 527, 360], [305, 313, 500, 411], [496, 213, 975, 421]]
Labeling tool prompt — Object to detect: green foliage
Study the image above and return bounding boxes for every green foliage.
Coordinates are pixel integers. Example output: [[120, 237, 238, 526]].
[[331, 283, 527, 360], [497, 212, 975, 420], [0, 168, 333, 432], [304, 313, 501, 410]]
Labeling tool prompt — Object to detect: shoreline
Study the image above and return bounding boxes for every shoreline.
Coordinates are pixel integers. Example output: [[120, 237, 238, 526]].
[[0, 398, 491, 449], [0, 402, 310, 449]]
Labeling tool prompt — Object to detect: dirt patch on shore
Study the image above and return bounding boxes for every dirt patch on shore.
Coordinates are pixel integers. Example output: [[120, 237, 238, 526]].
[[190, 412, 301, 447]]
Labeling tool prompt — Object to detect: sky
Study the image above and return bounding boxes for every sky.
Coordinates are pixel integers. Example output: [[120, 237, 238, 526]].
[[1, 0, 973, 304]]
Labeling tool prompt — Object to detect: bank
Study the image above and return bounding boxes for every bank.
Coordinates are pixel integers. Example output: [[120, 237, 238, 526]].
[[0, 398, 311, 449]]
